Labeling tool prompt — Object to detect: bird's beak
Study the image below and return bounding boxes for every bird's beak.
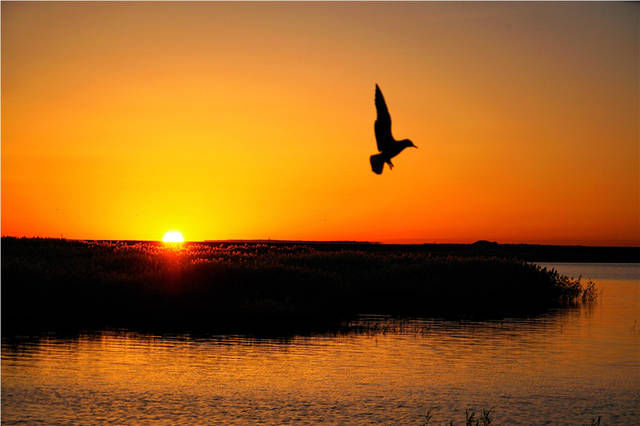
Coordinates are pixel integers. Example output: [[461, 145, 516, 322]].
[[413, 145, 418, 148]]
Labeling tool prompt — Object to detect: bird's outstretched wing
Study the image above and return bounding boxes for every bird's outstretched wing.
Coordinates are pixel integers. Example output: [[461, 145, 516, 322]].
[[374, 84, 392, 152]]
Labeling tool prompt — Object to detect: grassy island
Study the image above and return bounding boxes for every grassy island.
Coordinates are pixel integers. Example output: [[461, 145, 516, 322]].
[[2, 238, 596, 332]]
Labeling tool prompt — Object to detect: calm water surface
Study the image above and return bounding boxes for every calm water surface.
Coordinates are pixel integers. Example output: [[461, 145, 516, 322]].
[[2, 263, 638, 424]]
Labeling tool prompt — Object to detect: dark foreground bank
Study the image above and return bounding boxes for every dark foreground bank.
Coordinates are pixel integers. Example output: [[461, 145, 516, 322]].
[[2, 238, 596, 332]]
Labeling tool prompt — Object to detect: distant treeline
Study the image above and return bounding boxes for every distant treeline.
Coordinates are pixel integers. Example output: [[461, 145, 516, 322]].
[[2, 238, 597, 333]]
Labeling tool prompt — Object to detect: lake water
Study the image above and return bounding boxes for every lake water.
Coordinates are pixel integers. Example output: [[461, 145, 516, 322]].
[[2, 263, 638, 424]]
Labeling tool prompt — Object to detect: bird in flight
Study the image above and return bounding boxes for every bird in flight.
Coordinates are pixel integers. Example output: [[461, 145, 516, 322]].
[[370, 84, 417, 174]]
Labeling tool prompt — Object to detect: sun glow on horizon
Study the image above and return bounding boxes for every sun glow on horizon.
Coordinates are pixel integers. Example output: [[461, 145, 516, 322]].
[[162, 231, 185, 244]]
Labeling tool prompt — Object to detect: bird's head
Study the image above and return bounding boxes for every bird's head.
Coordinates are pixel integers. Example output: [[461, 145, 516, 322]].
[[401, 139, 418, 149]]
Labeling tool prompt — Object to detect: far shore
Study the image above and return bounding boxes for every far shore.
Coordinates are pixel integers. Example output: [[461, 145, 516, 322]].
[[4, 236, 637, 262]]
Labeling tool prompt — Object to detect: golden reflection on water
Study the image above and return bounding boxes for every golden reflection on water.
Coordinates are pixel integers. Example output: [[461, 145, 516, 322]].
[[2, 265, 639, 424]]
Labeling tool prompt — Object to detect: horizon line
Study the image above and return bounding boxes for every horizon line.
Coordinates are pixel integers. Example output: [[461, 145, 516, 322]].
[[1, 235, 638, 249]]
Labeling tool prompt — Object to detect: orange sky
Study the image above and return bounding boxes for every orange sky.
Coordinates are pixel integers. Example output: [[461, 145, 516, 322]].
[[2, 2, 638, 245]]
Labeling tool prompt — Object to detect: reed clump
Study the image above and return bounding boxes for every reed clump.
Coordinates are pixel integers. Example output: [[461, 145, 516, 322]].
[[422, 408, 602, 425], [2, 238, 596, 331]]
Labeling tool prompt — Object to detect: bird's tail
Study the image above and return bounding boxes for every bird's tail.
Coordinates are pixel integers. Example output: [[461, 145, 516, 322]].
[[370, 154, 385, 174]]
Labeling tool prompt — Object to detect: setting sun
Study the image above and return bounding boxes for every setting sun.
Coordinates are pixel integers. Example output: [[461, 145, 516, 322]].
[[162, 231, 184, 243]]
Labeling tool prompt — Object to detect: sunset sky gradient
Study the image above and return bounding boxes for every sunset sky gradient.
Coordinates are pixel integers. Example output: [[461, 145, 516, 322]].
[[2, 2, 638, 245]]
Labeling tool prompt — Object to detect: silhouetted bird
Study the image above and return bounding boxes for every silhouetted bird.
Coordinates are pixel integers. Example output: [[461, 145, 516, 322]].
[[370, 84, 417, 174]]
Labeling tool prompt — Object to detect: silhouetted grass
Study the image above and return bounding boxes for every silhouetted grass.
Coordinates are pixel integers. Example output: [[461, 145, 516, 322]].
[[422, 408, 602, 425], [2, 238, 596, 332]]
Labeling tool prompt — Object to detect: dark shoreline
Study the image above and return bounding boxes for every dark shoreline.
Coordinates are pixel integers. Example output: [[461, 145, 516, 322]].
[[25, 238, 637, 262], [1, 238, 599, 334], [208, 239, 638, 262]]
